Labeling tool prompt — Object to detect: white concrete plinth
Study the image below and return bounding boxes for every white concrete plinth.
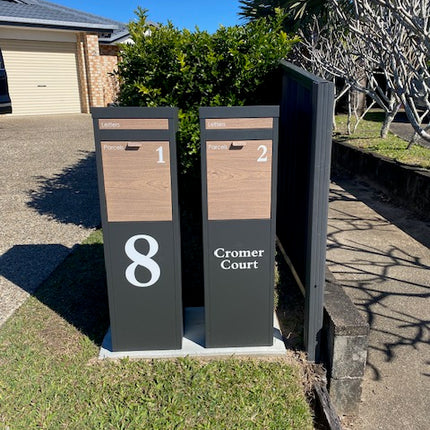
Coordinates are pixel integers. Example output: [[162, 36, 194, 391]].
[[99, 307, 286, 359]]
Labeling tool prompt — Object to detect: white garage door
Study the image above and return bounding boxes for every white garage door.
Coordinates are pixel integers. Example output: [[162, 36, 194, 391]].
[[0, 39, 81, 115]]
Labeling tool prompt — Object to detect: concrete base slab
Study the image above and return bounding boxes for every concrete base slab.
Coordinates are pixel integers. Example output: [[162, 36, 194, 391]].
[[99, 307, 286, 359]]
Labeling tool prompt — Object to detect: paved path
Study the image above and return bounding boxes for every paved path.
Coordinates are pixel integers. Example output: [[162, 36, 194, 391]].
[[327, 178, 430, 430], [0, 114, 100, 327], [390, 111, 430, 148]]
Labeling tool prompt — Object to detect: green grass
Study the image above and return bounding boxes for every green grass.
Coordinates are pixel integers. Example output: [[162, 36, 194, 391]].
[[0, 231, 313, 430], [335, 111, 430, 169]]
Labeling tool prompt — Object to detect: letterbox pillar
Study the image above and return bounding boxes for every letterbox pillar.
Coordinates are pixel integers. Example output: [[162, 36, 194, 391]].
[[92, 107, 182, 352], [200, 106, 279, 348]]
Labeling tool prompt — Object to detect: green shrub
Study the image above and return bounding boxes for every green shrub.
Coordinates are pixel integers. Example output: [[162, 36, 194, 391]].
[[116, 8, 297, 176]]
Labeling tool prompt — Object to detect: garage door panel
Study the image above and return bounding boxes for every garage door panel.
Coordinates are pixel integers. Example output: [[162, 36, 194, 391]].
[[0, 39, 81, 115]]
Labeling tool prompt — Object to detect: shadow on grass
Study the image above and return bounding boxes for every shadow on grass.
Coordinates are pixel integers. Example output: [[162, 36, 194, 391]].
[[32, 241, 109, 346], [333, 133, 375, 143], [361, 111, 386, 123], [275, 251, 305, 351], [392, 111, 412, 124]]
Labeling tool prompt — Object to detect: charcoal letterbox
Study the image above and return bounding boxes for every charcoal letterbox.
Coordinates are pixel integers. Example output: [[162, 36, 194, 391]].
[[92, 107, 182, 352], [200, 106, 279, 348]]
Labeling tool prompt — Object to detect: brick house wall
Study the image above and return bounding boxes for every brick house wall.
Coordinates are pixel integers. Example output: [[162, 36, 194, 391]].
[[99, 44, 120, 106], [76, 33, 120, 112], [76, 33, 90, 113]]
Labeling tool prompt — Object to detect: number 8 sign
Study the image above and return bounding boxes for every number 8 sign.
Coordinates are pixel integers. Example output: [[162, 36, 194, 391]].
[[125, 234, 161, 287], [92, 107, 183, 352]]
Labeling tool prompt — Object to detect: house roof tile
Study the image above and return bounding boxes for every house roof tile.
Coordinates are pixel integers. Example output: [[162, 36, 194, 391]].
[[0, 0, 128, 38]]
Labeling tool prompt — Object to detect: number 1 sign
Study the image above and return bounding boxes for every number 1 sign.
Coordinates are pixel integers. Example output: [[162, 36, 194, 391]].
[[92, 107, 182, 352]]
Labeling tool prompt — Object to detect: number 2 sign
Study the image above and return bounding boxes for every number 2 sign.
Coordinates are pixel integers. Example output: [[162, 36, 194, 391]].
[[257, 144, 268, 162], [200, 106, 279, 348]]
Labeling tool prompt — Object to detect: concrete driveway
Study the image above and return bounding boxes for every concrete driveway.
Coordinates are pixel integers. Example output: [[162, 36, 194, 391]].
[[0, 114, 100, 327]]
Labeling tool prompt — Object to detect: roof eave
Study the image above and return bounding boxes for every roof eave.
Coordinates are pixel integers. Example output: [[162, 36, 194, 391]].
[[99, 30, 130, 44], [0, 15, 118, 33]]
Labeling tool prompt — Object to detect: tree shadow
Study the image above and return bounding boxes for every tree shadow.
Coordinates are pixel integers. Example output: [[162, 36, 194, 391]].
[[332, 175, 430, 249], [361, 111, 386, 123], [327, 180, 430, 380], [26, 150, 101, 229], [33, 241, 109, 346], [333, 133, 375, 143], [0, 242, 109, 346], [392, 111, 410, 124], [0, 244, 71, 295]]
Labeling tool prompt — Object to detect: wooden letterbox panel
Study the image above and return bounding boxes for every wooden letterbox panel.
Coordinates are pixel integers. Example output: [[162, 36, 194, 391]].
[[98, 118, 169, 130], [206, 140, 273, 220], [205, 117, 273, 130], [100, 141, 172, 222]]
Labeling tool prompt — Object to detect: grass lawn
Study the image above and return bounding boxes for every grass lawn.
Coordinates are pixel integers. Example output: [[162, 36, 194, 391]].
[[0, 230, 314, 429], [335, 111, 430, 169]]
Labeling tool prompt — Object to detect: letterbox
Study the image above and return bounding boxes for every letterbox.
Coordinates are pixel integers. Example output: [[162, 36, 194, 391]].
[[200, 106, 279, 348], [92, 107, 182, 352]]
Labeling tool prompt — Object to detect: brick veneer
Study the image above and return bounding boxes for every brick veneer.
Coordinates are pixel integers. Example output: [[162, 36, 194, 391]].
[[76, 33, 120, 112], [76, 33, 90, 113], [100, 44, 120, 106]]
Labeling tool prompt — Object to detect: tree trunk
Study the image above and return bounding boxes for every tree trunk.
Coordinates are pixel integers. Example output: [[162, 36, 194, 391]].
[[402, 96, 430, 143], [407, 132, 420, 149], [347, 90, 352, 135], [351, 76, 367, 116], [380, 103, 400, 138]]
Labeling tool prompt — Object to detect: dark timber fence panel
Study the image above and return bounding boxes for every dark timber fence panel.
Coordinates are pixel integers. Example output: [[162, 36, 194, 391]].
[[277, 61, 334, 361]]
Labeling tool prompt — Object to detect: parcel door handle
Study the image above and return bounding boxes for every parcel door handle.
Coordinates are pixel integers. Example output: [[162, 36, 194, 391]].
[[126, 143, 143, 150], [229, 142, 246, 150]]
